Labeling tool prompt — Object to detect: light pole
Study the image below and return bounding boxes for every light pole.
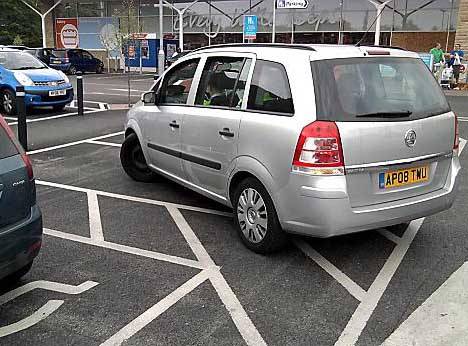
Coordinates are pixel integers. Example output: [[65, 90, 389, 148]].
[[158, 0, 165, 76], [20, 0, 63, 48], [163, 0, 200, 52], [367, 0, 391, 46]]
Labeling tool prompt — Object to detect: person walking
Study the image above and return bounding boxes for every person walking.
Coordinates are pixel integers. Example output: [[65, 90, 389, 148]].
[[430, 43, 445, 81], [450, 44, 465, 87]]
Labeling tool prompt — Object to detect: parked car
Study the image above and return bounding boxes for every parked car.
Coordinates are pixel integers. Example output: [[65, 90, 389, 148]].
[[0, 48, 73, 115], [0, 115, 42, 282], [26, 48, 71, 72], [120, 43, 460, 254], [53, 48, 104, 74]]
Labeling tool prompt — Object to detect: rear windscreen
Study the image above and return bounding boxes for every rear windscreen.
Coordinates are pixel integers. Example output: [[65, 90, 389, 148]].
[[52, 50, 67, 58], [0, 127, 18, 159], [311, 57, 450, 122]]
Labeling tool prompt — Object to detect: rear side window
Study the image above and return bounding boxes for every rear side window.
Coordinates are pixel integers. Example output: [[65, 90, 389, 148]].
[[311, 57, 450, 122], [247, 60, 294, 115], [195, 56, 251, 109], [0, 127, 18, 159], [159, 58, 200, 105]]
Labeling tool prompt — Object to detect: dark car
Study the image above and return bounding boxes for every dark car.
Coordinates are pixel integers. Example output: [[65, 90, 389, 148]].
[[0, 115, 42, 282], [26, 48, 71, 72], [54, 49, 104, 74]]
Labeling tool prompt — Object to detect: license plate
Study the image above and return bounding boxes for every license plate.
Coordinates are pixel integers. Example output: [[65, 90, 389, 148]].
[[49, 89, 66, 97], [379, 165, 429, 189]]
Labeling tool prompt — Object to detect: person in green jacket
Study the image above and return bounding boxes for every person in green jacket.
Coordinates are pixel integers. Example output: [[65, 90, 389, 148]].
[[430, 43, 445, 65], [430, 43, 445, 80]]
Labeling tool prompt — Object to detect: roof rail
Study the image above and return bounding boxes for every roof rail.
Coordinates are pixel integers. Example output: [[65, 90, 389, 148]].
[[192, 43, 316, 53], [360, 44, 407, 51]]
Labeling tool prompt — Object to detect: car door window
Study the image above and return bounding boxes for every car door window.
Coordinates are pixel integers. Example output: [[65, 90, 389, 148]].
[[82, 51, 93, 60], [159, 58, 200, 105], [195, 57, 251, 109], [247, 60, 294, 115]]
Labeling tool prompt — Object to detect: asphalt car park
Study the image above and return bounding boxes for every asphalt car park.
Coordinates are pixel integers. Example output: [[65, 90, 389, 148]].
[[1, 78, 468, 345]]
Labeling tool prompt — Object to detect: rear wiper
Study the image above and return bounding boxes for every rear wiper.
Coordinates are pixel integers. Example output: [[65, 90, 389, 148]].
[[356, 111, 412, 118]]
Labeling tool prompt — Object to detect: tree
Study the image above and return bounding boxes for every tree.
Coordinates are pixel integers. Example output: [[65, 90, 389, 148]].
[[0, 0, 42, 47]]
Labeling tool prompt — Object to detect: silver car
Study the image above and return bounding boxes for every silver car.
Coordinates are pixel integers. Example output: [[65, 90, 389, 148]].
[[120, 44, 460, 253]]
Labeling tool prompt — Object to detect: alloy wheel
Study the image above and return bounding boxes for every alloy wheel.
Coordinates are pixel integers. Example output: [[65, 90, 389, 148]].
[[237, 188, 268, 243], [2, 93, 12, 114]]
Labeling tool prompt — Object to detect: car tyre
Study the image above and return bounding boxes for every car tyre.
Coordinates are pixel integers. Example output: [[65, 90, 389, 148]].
[[68, 65, 77, 75], [1, 89, 16, 116], [4, 262, 33, 283], [96, 64, 104, 74], [120, 133, 157, 182], [233, 177, 288, 254]]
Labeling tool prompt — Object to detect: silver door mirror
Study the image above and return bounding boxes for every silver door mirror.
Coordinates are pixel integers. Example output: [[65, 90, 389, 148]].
[[141, 91, 155, 105]]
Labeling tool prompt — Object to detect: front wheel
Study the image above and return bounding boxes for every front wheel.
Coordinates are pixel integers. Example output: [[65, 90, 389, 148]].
[[1, 89, 16, 116], [120, 133, 157, 182], [233, 177, 288, 254], [3, 262, 33, 283]]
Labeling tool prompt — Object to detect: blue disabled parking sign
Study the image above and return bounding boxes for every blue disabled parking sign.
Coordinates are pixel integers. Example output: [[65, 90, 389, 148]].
[[243, 15, 258, 40]]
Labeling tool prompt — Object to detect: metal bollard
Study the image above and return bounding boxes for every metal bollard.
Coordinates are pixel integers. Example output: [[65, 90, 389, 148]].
[[76, 71, 84, 116], [16, 86, 27, 151]]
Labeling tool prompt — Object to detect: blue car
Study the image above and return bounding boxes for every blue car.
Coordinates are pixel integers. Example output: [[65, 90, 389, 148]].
[[0, 115, 42, 282], [0, 48, 74, 115]]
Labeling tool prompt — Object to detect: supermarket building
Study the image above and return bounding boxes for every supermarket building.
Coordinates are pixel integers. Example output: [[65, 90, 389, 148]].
[[37, 0, 468, 65]]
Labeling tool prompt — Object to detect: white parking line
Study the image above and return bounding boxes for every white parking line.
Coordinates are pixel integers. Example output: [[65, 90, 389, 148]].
[[27, 131, 125, 155], [377, 229, 401, 245], [335, 218, 424, 346], [87, 192, 104, 242], [85, 140, 122, 148], [100, 270, 211, 346], [167, 207, 267, 346], [0, 280, 99, 305], [7, 109, 103, 126], [0, 300, 64, 337], [36, 180, 233, 218], [294, 239, 367, 302], [44, 228, 207, 270]]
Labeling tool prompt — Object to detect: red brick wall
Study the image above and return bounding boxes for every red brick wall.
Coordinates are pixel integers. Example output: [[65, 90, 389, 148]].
[[391, 32, 456, 53]]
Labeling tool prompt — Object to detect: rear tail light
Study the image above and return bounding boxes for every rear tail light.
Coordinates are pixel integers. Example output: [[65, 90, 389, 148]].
[[292, 121, 345, 175], [64, 58, 69, 63], [454, 114, 460, 152], [0, 115, 34, 179]]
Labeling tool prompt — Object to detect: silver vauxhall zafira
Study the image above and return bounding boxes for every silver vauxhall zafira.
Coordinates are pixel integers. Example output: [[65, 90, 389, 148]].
[[120, 44, 460, 253]]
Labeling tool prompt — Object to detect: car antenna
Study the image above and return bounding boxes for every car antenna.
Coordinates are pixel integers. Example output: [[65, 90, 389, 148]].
[[355, 5, 386, 47]]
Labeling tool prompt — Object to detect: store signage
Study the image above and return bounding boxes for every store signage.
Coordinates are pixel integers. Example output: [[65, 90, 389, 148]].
[[276, 0, 309, 9], [128, 45, 135, 59], [55, 18, 79, 49], [243, 15, 258, 39]]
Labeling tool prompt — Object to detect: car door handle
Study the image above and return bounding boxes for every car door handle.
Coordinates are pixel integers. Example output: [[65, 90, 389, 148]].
[[169, 121, 180, 129], [219, 128, 235, 138]]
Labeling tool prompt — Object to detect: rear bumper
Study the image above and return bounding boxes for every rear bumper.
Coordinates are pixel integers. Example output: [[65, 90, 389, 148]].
[[49, 63, 71, 71], [278, 155, 461, 238], [0, 205, 42, 279]]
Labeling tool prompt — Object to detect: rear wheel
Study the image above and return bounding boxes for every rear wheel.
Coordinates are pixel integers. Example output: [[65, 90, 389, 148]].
[[1, 89, 16, 116], [68, 65, 77, 75], [120, 133, 157, 182], [96, 64, 103, 74], [233, 177, 288, 254]]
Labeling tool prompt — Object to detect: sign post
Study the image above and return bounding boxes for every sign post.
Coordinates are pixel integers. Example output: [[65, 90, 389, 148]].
[[243, 15, 258, 42], [273, 0, 309, 43]]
